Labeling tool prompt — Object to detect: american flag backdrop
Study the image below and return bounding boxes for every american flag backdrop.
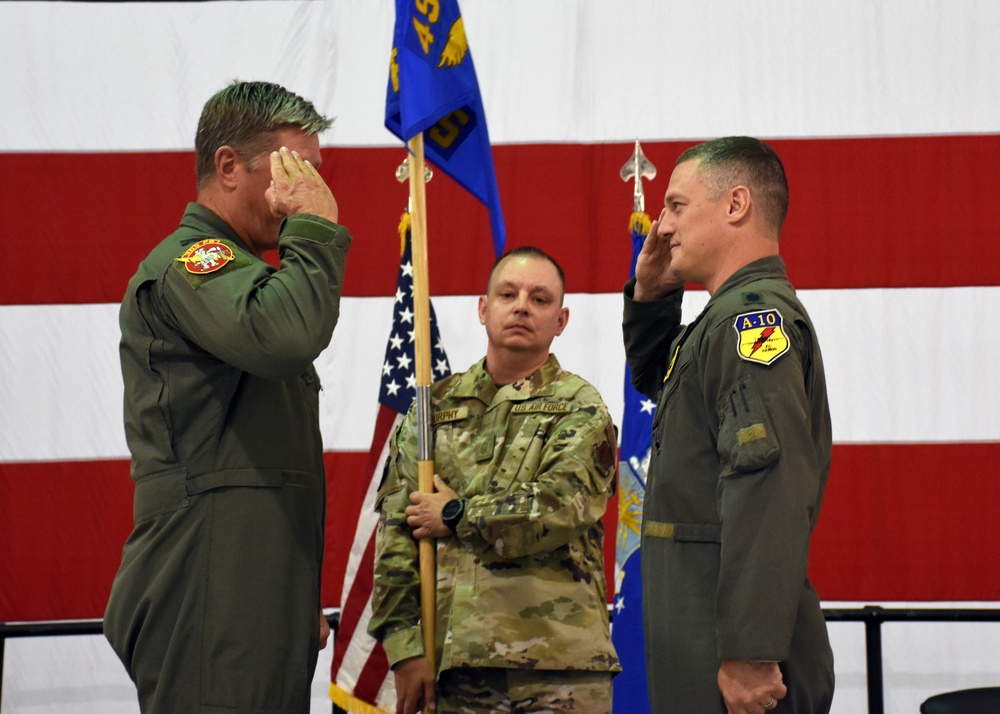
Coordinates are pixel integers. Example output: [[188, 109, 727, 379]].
[[329, 219, 451, 714], [1, 2, 999, 712]]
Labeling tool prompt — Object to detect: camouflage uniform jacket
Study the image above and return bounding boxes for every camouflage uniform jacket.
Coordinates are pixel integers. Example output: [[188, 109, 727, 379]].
[[369, 354, 621, 675]]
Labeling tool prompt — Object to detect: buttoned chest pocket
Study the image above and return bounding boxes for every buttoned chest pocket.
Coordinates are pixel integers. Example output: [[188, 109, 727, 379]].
[[431, 413, 479, 492]]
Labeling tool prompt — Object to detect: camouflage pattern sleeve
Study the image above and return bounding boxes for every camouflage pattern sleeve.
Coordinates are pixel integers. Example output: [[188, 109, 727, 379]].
[[455, 384, 618, 560], [367, 407, 425, 666]]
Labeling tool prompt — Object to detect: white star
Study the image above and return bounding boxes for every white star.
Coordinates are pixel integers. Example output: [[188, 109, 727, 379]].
[[395, 287, 405, 303], [435, 358, 449, 375], [389, 334, 404, 351], [397, 354, 412, 371], [407, 329, 415, 343], [386, 380, 400, 396], [406, 373, 416, 389], [382, 361, 392, 376], [640, 399, 657, 414], [400, 306, 414, 324], [615, 596, 625, 615], [401, 261, 414, 277]]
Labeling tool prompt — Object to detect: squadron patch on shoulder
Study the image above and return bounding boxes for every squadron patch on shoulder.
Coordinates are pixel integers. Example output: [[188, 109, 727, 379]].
[[733, 309, 789, 365], [176, 239, 235, 274]]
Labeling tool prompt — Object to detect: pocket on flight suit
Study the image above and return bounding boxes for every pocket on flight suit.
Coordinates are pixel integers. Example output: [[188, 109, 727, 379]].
[[717, 373, 781, 475]]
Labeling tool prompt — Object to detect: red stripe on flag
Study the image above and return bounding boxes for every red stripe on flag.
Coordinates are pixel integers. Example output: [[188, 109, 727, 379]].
[[3, 134, 998, 306], [0, 460, 133, 621], [354, 634, 391, 704], [329, 404, 399, 700], [810, 442, 1000, 600], [329, 530, 380, 676], [3, 444, 998, 621]]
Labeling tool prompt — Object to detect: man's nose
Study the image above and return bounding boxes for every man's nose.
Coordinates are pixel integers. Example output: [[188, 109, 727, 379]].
[[656, 209, 672, 236]]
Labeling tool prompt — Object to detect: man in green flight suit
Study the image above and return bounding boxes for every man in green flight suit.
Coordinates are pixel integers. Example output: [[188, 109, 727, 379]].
[[370, 246, 620, 714], [104, 81, 351, 713], [623, 137, 835, 713]]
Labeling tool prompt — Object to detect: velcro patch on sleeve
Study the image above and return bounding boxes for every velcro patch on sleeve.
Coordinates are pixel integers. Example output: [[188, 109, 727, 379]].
[[736, 423, 768, 446], [176, 239, 235, 274], [732, 309, 789, 365], [172, 238, 250, 288]]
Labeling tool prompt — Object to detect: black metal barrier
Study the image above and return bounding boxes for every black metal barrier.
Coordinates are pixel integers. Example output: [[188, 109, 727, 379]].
[[3, 607, 999, 713], [822, 605, 1000, 714]]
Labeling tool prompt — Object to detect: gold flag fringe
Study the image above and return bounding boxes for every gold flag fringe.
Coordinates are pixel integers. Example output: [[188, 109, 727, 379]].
[[329, 683, 391, 714], [629, 210, 651, 238]]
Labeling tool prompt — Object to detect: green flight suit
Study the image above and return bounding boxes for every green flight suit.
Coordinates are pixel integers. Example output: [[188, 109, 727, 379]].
[[369, 356, 620, 687], [623, 257, 834, 713], [104, 203, 351, 714]]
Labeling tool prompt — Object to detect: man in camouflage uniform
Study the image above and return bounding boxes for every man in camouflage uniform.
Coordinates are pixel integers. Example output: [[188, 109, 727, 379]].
[[369, 247, 620, 714], [623, 137, 834, 713]]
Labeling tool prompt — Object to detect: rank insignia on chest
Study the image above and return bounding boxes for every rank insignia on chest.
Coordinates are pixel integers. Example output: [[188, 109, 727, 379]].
[[733, 309, 789, 365], [176, 239, 235, 274]]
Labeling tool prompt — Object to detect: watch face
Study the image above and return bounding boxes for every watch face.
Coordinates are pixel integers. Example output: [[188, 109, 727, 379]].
[[443, 499, 462, 520]]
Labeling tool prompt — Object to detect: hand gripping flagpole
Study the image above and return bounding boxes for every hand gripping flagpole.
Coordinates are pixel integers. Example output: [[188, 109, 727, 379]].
[[404, 133, 439, 674]]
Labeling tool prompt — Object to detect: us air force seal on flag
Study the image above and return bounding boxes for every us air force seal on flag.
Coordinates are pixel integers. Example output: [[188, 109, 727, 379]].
[[733, 309, 789, 365], [176, 239, 235, 274]]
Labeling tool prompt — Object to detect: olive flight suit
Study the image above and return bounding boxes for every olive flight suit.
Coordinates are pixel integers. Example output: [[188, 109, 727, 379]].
[[104, 203, 350, 714], [623, 256, 834, 713]]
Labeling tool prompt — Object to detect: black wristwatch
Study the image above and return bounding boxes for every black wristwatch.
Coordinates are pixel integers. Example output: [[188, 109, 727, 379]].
[[441, 498, 465, 533]]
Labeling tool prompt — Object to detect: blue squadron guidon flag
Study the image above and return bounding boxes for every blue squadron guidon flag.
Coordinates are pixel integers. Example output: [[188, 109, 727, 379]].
[[385, 0, 506, 257]]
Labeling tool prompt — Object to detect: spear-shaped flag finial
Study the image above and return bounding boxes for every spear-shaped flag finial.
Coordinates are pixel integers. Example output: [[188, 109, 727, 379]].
[[620, 139, 657, 213]]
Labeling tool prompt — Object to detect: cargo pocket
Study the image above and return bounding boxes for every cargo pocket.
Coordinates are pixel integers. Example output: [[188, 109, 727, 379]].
[[717, 373, 781, 475]]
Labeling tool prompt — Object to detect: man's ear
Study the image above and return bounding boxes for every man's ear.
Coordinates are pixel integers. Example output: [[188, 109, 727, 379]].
[[477, 295, 488, 324], [554, 306, 569, 337], [214, 146, 240, 189], [727, 185, 751, 225]]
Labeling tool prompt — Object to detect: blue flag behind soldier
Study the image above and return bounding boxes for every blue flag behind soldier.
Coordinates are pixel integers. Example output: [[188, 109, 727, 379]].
[[385, 0, 505, 256]]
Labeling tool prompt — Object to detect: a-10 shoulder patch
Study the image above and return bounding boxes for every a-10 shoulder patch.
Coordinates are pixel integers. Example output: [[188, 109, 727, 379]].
[[732, 308, 789, 365]]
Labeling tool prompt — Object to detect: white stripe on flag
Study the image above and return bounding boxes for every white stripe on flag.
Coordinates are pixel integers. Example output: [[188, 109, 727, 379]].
[[2, 1, 997, 152], [3, 288, 999, 462]]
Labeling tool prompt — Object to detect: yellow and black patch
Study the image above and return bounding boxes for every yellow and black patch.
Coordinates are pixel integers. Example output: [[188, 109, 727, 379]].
[[733, 309, 789, 365]]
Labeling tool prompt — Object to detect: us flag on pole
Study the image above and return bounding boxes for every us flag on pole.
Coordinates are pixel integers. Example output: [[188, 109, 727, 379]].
[[330, 217, 451, 714]]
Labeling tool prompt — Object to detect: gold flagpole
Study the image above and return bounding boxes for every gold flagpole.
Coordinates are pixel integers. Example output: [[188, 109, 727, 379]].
[[406, 132, 437, 674]]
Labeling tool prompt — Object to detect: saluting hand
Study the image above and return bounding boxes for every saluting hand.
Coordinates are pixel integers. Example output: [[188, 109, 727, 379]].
[[265, 146, 339, 224], [633, 214, 684, 301]]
